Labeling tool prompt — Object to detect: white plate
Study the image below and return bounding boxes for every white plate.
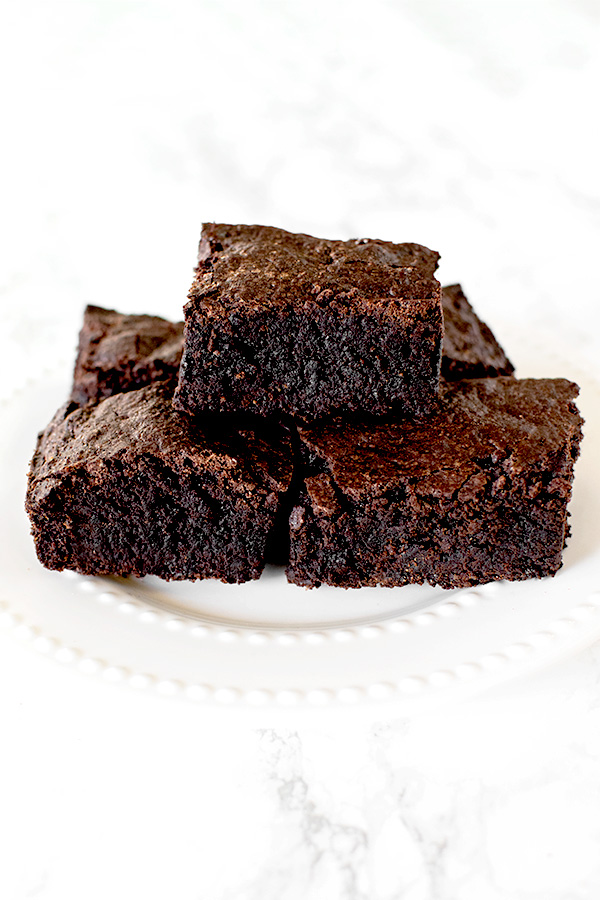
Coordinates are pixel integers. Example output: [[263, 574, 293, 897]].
[[2, 335, 600, 709]]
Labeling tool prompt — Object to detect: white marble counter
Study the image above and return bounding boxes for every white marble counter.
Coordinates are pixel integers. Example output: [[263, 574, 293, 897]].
[[1, 1, 600, 897]]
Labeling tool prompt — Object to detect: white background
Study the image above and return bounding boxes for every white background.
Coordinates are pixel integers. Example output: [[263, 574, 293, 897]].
[[1, 2, 600, 898]]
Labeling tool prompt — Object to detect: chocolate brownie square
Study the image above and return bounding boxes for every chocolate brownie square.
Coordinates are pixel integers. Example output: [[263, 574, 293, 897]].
[[70, 285, 509, 413], [173, 224, 442, 419], [71, 305, 183, 405], [26, 383, 293, 583], [287, 378, 583, 590], [441, 284, 514, 379]]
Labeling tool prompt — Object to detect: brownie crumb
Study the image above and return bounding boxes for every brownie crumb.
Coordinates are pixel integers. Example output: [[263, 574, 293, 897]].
[[174, 223, 443, 419], [27, 383, 294, 583], [287, 377, 583, 590]]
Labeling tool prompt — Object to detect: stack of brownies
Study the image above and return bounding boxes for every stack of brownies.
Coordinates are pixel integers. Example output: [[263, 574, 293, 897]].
[[26, 224, 584, 590]]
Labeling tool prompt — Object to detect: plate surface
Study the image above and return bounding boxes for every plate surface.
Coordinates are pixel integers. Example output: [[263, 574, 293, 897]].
[[2, 336, 600, 708]]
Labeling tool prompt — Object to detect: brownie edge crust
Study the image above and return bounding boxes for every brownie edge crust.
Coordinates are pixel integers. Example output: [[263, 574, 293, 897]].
[[287, 377, 583, 590], [174, 223, 443, 419], [441, 284, 514, 380], [26, 383, 293, 583], [71, 305, 184, 406]]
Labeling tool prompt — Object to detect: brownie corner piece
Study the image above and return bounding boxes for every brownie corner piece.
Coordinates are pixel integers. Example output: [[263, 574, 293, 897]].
[[441, 283, 515, 380], [173, 223, 442, 419], [287, 377, 583, 590], [26, 383, 293, 583], [71, 304, 184, 406]]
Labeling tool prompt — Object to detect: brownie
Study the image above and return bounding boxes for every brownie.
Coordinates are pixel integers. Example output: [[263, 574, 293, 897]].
[[287, 377, 583, 590], [70, 284, 509, 414], [71, 305, 184, 405], [173, 223, 442, 420], [26, 383, 293, 583], [441, 284, 514, 379]]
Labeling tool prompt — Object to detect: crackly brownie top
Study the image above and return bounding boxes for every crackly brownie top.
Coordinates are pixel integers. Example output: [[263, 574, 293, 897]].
[[186, 223, 441, 317], [298, 378, 582, 501], [29, 383, 293, 503], [71, 305, 184, 404], [441, 284, 514, 379]]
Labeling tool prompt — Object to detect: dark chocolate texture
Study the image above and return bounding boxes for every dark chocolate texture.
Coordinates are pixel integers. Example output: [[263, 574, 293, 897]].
[[26, 383, 293, 583], [71, 284, 510, 415], [441, 284, 514, 380], [287, 378, 583, 590], [174, 223, 442, 419], [71, 305, 184, 405]]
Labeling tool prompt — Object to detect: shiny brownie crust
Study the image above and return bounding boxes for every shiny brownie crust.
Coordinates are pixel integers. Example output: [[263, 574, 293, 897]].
[[27, 383, 293, 583], [71, 305, 184, 405], [174, 223, 443, 419], [287, 377, 583, 590], [441, 284, 514, 380]]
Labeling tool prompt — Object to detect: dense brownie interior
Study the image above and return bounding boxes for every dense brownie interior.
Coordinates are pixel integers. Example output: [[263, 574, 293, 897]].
[[174, 223, 443, 419], [27, 225, 583, 592], [70, 284, 512, 413], [287, 378, 583, 589], [27, 383, 293, 583]]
